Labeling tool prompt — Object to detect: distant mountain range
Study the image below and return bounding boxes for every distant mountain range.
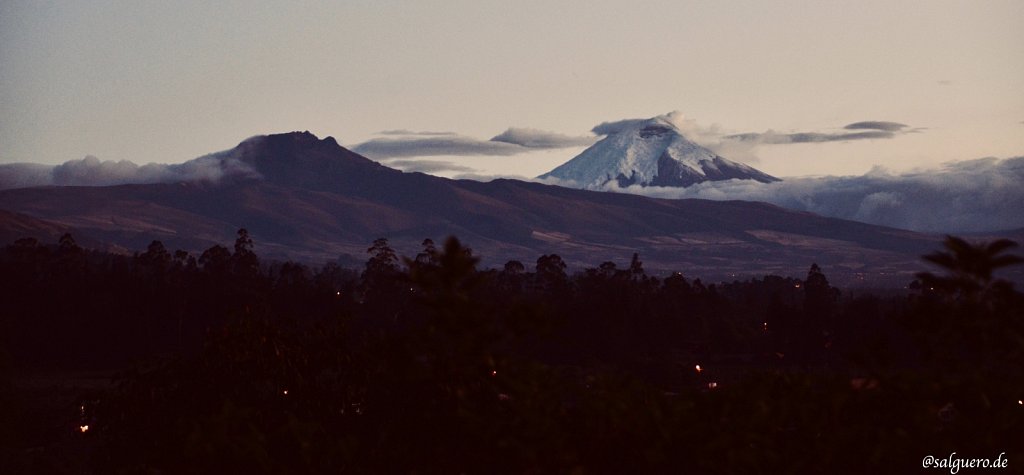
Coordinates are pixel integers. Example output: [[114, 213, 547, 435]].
[[540, 115, 778, 188], [0, 131, 941, 285]]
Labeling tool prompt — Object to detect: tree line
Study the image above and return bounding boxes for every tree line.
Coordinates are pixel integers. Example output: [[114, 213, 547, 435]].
[[1, 231, 1022, 473]]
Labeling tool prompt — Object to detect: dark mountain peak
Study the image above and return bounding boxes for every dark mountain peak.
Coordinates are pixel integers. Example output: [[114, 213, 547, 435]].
[[273, 130, 318, 140], [237, 131, 339, 152], [225, 131, 398, 190]]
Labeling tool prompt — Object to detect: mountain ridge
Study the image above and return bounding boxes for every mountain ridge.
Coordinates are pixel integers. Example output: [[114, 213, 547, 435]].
[[0, 131, 939, 285]]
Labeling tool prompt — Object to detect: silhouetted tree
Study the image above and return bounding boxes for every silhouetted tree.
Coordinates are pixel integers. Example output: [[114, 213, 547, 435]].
[[7, 237, 50, 274], [274, 261, 311, 288], [173, 249, 197, 270], [364, 238, 399, 278], [314, 261, 357, 295], [804, 263, 838, 314], [596, 261, 618, 279], [916, 236, 1022, 299], [361, 238, 404, 310], [56, 233, 86, 275], [498, 260, 526, 292], [199, 245, 231, 274], [503, 260, 525, 275], [629, 252, 645, 280], [414, 238, 439, 267], [136, 240, 171, 274], [535, 254, 567, 294], [662, 272, 691, 294], [793, 264, 837, 364], [407, 236, 490, 361], [231, 228, 260, 277], [57, 233, 80, 255]]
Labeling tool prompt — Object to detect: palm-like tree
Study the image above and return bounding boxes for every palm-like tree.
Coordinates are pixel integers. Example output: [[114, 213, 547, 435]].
[[916, 236, 1023, 297]]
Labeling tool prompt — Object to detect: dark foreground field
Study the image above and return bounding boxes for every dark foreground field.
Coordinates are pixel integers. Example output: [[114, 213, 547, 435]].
[[2, 232, 1022, 474]]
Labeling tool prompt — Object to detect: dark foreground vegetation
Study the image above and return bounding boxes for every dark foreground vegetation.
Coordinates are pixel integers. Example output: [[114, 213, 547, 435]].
[[2, 231, 1022, 474]]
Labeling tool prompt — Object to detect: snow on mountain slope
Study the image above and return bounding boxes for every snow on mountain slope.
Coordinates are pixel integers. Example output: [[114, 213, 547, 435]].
[[539, 114, 779, 189]]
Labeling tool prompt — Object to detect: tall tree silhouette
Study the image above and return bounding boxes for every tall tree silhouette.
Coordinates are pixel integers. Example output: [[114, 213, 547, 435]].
[[198, 245, 231, 274], [414, 238, 440, 267], [136, 240, 171, 276], [231, 228, 260, 277], [795, 263, 837, 364], [56, 233, 86, 275], [361, 238, 403, 307], [917, 236, 1022, 298], [535, 254, 568, 294], [364, 238, 399, 280]]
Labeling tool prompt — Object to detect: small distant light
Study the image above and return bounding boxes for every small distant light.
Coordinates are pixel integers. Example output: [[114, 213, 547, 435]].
[[1018, 400, 1023, 405], [707, 382, 718, 389], [79, 425, 89, 433], [491, 370, 497, 377], [695, 364, 702, 373], [335, 291, 341, 296], [795, 283, 801, 288], [283, 389, 289, 395], [762, 322, 768, 331]]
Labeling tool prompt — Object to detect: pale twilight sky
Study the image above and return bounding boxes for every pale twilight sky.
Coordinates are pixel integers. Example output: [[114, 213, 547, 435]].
[[1, 0, 1021, 179]]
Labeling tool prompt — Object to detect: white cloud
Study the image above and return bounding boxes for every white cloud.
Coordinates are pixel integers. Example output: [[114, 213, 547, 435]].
[[0, 152, 260, 190], [843, 121, 909, 132], [590, 118, 649, 136], [585, 112, 918, 166], [490, 128, 596, 148], [376, 129, 457, 136], [382, 159, 475, 174], [52, 156, 174, 185], [573, 157, 1024, 233], [0, 163, 53, 190], [352, 136, 525, 158], [352, 127, 597, 159]]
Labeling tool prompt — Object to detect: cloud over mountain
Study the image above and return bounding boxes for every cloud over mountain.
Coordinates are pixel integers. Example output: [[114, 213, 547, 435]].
[[583, 113, 919, 166], [490, 128, 596, 148], [376, 130, 457, 136], [352, 136, 525, 158], [576, 157, 1024, 233], [380, 159, 475, 174], [843, 121, 909, 132], [0, 153, 260, 190], [590, 118, 650, 136], [541, 113, 778, 188], [590, 112, 722, 141], [0, 163, 53, 190], [724, 130, 895, 144], [721, 119, 918, 145], [352, 128, 594, 159]]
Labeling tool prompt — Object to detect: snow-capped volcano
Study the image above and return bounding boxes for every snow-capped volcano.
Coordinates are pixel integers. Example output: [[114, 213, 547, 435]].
[[539, 114, 779, 188]]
